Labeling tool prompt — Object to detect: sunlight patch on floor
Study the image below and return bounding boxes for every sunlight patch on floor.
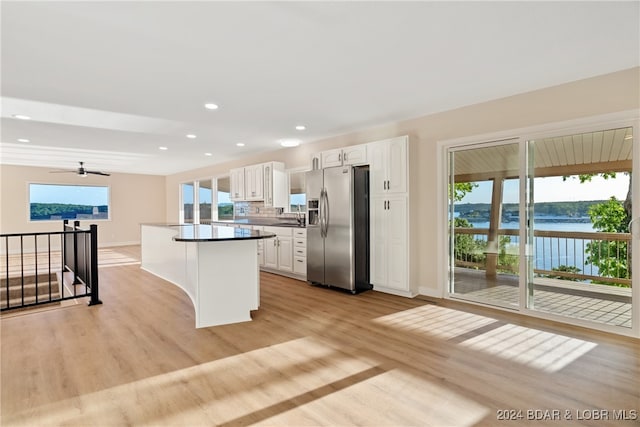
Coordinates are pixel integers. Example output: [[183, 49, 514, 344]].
[[372, 305, 497, 339], [97, 248, 140, 267], [373, 305, 597, 373], [458, 323, 597, 373], [258, 367, 490, 427]]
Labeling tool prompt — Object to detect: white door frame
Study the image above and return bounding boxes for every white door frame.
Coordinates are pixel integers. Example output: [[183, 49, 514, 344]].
[[437, 110, 640, 337]]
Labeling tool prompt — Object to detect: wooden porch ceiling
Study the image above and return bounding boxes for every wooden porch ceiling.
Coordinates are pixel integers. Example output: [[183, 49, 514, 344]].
[[453, 127, 633, 182]]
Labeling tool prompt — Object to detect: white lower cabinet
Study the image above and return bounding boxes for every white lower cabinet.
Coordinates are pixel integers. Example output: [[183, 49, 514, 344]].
[[252, 226, 265, 266], [292, 228, 307, 277], [263, 226, 293, 273], [370, 195, 410, 296]]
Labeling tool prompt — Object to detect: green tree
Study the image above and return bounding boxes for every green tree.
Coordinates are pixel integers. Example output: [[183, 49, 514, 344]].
[[584, 197, 629, 285], [450, 182, 478, 202], [566, 173, 632, 285]]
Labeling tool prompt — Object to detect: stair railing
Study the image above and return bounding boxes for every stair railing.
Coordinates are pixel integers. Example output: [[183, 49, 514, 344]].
[[1, 221, 102, 311]]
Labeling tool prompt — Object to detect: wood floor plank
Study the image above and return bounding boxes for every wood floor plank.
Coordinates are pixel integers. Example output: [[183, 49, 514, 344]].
[[1, 247, 639, 426]]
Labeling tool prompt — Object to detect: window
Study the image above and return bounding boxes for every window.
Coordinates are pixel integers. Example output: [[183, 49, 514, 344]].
[[217, 176, 233, 220], [288, 169, 306, 213], [181, 183, 194, 223], [198, 180, 213, 223], [180, 177, 232, 223], [29, 183, 110, 221]]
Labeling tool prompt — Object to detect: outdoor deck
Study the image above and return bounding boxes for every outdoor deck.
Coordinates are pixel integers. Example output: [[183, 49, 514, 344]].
[[453, 267, 632, 328]]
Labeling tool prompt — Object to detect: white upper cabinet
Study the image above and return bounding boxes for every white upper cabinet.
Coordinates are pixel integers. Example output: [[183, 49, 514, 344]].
[[228, 162, 288, 206], [368, 136, 408, 196], [230, 167, 245, 201], [245, 164, 264, 201], [319, 144, 368, 168], [262, 162, 288, 207]]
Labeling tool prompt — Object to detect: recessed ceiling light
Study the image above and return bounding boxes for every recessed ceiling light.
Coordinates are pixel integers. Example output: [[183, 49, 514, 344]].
[[186, 134, 197, 139], [12, 114, 31, 120], [204, 103, 219, 110], [159, 146, 168, 150], [236, 142, 245, 147], [17, 138, 30, 143], [279, 139, 301, 147], [205, 152, 213, 156], [295, 125, 306, 131]]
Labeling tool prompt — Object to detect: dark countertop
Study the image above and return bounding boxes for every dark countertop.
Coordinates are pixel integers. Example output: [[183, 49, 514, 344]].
[[212, 218, 305, 228], [142, 223, 276, 242]]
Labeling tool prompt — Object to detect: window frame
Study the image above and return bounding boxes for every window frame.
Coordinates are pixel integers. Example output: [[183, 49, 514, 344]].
[[28, 182, 112, 222]]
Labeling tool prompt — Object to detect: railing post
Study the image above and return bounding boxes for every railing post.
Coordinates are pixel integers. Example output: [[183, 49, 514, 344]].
[[62, 220, 68, 276], [88, 224, 102, 306], [72, 221, 80, 285]]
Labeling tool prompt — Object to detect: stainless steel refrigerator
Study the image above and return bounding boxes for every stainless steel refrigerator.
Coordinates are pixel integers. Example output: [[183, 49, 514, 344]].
[[306, 165, 371, 293]]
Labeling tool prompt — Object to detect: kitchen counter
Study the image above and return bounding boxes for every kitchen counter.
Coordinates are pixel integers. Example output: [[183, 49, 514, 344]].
[[140, 224, 274, 328], [172, 223, 275, 241], [212, 218, 305, 228]]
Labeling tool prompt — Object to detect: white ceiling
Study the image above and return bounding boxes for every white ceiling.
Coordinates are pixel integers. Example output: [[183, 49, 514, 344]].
[[1, 1, 638, 176]]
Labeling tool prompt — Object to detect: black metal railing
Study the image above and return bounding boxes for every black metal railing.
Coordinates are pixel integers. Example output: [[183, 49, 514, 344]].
[[1, 221, 102, 311]]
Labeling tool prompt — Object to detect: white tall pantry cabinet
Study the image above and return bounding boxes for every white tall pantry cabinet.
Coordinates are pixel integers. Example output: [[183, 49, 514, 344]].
[[368, 135, 413, 297]]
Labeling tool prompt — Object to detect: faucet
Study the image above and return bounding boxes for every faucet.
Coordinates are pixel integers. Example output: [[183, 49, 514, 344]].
[[296, 204, 304, 226]]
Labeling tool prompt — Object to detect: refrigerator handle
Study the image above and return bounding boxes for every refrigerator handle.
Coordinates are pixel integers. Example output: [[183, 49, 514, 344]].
[[323, 188, 330, 237], [320, 188, 327, 238]]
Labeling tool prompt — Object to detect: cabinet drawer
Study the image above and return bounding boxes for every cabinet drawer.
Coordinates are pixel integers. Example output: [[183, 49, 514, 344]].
[[294, 256, 307, 275], [294, 238, 306, 247], [293, 246, 306, 257], [263, 226, 293, 237], [293, 229, 307, 238]]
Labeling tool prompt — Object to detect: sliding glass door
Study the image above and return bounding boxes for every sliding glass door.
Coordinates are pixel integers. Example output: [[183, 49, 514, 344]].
[[447, 122, 637, 334], [526, 127, 634, 329], [448, 140, 521, 309]]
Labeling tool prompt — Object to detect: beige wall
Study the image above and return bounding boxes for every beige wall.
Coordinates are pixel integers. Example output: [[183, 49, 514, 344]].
[[0, 165, 166, 247], [166, 67, 640, 296]]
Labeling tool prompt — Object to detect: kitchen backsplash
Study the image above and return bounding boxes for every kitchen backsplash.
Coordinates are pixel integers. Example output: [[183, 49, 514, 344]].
[[234, 201, 305, 222]]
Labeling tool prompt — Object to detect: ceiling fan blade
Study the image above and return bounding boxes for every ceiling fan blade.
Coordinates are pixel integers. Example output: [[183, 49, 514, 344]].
[[49, 170, 76, 173], [86, 171, 111, 176]]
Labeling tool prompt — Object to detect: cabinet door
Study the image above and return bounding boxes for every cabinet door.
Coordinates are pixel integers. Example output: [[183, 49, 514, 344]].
[[245, 164, 264, 200], [387, 137, 407, 194], [369, 197, 388, 286], [230, 168, 245, 201], [343, 145, 367, 165], [368, 141, 387, 196], [264, 237, 278, 269], [245, 166, 256, 199], [253, 165, 264, 199], [277, 236, 293, 272], [386, 196, 408, 291], [263, 163, 273, 206], [321, 148, 343, 168]]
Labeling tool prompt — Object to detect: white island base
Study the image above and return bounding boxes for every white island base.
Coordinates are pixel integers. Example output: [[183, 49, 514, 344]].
[[141, 224, 263, 328]]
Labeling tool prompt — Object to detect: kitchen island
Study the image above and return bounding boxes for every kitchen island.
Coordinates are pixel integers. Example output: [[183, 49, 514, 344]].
[[141, 224, 275, 328]]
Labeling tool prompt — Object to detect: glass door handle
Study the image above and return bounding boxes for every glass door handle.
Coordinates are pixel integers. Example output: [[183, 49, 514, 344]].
[[629, 217, 640, 237]]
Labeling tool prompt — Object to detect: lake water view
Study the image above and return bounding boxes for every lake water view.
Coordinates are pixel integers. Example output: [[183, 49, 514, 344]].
[[461, 217, 601, 276]]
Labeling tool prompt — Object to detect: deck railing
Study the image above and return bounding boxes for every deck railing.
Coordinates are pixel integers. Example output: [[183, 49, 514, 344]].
[[454, 227, 632, 287], [1, 221, 102, 311]]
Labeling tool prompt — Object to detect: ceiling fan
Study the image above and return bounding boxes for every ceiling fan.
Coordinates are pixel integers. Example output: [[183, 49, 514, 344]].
[[49, 162, 111, 177]]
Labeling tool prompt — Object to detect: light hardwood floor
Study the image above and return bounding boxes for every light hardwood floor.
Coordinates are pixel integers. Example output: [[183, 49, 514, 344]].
[[1, 246, 638, 426]]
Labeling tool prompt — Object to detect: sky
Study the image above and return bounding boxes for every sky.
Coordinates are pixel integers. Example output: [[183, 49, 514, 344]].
[[460, 174, 630, 204]]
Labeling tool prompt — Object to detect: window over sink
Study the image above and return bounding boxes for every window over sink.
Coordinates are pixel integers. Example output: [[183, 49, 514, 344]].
[[288, 168, 307, 213]]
